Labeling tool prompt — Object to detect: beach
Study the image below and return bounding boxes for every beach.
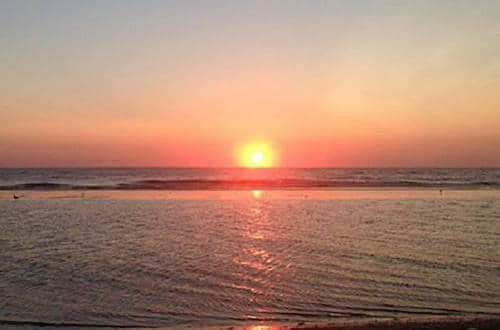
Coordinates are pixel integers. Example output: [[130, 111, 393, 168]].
[[2, 187, 500, 200], [3, 0, 500, 327]]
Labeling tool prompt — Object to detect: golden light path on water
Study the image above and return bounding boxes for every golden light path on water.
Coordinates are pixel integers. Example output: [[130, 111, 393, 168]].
[[1, 187, 499, 326], [252, 190, 263, 198], [232, 188, 289, 321]]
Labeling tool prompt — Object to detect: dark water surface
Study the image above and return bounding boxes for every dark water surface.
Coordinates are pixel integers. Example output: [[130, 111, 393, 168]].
[[0, 191, 499, 328], [0, 168, 499, 190]]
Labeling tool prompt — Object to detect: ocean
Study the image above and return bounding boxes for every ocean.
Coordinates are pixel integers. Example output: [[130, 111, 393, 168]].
[[1, 168, 499, 190], [0, 168, 499, 328]]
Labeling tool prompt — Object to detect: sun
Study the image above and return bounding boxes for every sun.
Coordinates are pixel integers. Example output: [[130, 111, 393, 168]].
[[237, 142, 276, 168], [251, 151, 264, 165]]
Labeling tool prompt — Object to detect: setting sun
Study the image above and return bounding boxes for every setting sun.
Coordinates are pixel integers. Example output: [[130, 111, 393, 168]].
[[238, 142, 276, 168], [1, 2, 499, 329], [251, 151, 264, 165]]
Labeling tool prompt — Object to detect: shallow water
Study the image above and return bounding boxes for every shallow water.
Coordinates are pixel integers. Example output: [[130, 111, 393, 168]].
[[0, 191, 499, 328]]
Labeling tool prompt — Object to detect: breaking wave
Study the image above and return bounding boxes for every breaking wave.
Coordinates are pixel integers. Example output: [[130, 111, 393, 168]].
[[0, 179, 498, 190]]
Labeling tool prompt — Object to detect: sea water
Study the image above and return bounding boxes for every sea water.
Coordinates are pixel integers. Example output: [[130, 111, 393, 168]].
[[0, 169, 499, 328]]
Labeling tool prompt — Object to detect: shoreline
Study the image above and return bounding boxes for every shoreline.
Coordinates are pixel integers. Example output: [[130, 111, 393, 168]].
[[2, 188, 500, 200], [1, 184, 499, 191]]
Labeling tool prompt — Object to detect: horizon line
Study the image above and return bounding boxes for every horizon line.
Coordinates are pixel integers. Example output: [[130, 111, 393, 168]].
[[0, 166, 499, 170]]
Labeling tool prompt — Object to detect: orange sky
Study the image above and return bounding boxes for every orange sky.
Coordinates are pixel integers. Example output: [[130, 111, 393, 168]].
[[1, 1, 499, 167]]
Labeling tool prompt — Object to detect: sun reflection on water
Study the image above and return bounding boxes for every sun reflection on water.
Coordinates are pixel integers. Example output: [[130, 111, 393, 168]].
[[252, 190, 263, 198], [232, 189, 279, 305], [246, 326, 282, 330]]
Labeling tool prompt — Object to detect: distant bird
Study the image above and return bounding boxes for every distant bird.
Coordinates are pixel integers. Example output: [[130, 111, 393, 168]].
[[13, 194, 19, 199], [439, 189, 443, 195]]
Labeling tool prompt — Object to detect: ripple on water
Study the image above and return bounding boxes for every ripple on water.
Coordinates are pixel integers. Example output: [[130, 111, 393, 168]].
[[0, 196, 499, 327]]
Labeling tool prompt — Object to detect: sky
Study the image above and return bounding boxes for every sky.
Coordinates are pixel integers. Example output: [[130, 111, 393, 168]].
[[1, 0, 499, 167]]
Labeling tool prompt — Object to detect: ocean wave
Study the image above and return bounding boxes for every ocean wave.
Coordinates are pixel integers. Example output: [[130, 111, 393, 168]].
[[0, 179, 498, 190], [0, 318, 141, 328]]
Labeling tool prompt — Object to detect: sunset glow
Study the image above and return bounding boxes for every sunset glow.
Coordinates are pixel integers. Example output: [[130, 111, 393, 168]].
[[1, 2, 500, 329], [238, 142, 276, 168], [0, 1, 499, 168]]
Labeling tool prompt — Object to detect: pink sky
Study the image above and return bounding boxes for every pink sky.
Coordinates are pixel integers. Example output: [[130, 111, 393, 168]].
[[1, 1, 499, 167]]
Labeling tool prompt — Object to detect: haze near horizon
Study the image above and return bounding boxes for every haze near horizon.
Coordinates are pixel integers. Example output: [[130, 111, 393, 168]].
[[1, 0, 499, 167]]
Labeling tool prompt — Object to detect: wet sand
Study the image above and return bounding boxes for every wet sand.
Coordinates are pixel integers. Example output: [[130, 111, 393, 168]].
[[1, 188, 500, 200]]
